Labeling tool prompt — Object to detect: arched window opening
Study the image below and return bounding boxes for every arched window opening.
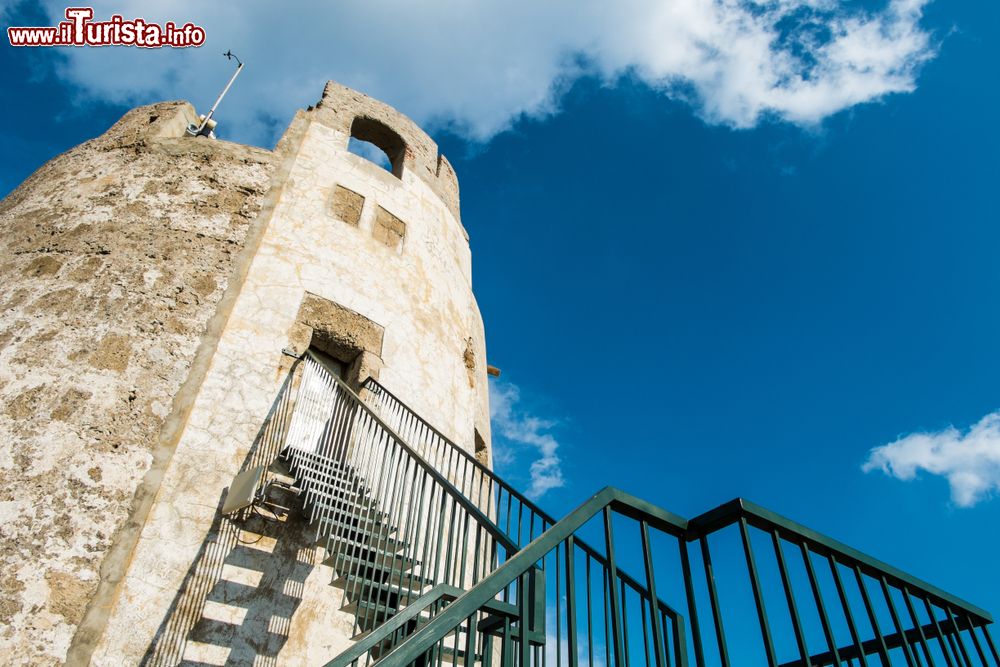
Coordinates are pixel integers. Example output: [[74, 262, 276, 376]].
[[347, 137, 392, 172], [349, 116, 405, 178]]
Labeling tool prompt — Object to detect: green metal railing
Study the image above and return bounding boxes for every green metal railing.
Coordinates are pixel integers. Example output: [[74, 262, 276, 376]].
[[363, 379, 673, 609], [271, 358, 674, 664], [360, 378, 687, 657], [363, 378, 553, 545], [360, 487, 996, 667], [281, 353, 522, 636]]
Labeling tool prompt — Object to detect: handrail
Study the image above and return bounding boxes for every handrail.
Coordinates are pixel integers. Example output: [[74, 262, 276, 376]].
[[327, 584, 521, 667], [363, 377, 542, 516], [328, 585, 463, 667], [316, 355, 519, 556], [374, 487, 996, 667], [374, 488, 683, 665], [690, 498, 994, 623], [362, 377, 679, 614], [282, 353, 522, 639]]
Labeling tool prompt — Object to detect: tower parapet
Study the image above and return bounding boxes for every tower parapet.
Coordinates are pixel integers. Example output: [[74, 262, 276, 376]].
[[311, 81, 463, 224]]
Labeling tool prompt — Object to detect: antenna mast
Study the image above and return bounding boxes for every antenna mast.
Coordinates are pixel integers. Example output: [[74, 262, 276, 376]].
[[187, 51, 244, 138]]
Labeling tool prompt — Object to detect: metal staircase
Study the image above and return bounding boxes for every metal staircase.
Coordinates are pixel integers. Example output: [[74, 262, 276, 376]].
[[234, 352, 998, 667], [269, 352, 520, 641]]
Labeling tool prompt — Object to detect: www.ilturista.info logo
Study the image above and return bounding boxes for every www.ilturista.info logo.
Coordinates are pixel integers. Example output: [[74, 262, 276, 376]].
[[8, 7, 206, 47]]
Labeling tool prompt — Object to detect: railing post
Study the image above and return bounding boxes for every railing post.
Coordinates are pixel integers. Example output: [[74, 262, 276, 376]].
[[604, 507, 626, 667], [565, 537, 579, 667], [770, 530, 811, 666], [679, 541, 704, 667], [699, 536, 731, 667], [739, 517, 777, 667], [640, 520, 667, 667]]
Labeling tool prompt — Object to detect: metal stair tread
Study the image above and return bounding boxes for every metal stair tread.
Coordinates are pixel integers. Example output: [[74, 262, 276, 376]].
[[309, 519, 403, 545], [325, 551, 422, 574]]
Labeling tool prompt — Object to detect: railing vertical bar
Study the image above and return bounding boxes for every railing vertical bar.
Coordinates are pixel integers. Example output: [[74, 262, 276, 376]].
[[679, 541, 705, 667], [520, 572, 532, 667], [878, 575, 917, 667], [400, 464, 427, 609], [902, 586, 937, 667], [771, 530, 811, 665], [459, 511, 472, 588], [961, 614, 989, 666], [641, 586, 652, 667], [605, 559, 613, 667], [827, 555, 868, 666], [587, 554, 595, 667], [604, 508, 627, 666], [700, 536, 731, 667], [674, 607, 689, 667], [349, 412, 388, 635], [359, 436, 402, 630], [566, 537, 580, 667], [386, 448, 417, 618], [800, 544, 842, 667], [443, 493, 459, 585], [982, 623, 1000, 665], [922, 598, 957, 667], [944, 606, 975, 667], [413, 470, 435, 602], [640, 520, 667, 667], [557, 543, 563, 667], [372, 443, 410, 629], [622, 578, 632, 667], [852, 564, 892, 666], [739, 518, 778, 667]]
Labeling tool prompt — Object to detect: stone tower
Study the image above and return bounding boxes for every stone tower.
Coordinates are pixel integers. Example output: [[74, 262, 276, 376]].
[[0, 82, 491, 665]]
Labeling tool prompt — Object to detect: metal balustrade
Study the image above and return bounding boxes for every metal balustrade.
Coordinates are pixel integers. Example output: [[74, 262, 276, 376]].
[[276, 353, 521, 637], [238, 360, 994, 667], [362, 378, 554, 546], [234, 355, 668, 664], [360, 377, 686, 658], [360, 488, 996, 667]]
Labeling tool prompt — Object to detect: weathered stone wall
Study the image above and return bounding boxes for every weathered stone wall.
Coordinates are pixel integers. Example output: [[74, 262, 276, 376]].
[[1, 81, 492, 666], [89, 85, 492, 664], [0, 102, 275, 665]]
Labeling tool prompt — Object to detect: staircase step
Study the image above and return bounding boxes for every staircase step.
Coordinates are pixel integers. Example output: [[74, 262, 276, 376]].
[[344, 572, 430, 595], [330, 558, 435, 590], [312, 519, 408, 548], [354, 599, 402, 622], [303, 487, 378, 512], [324, 550, 420, 573], [296, 474, 371, 499], [265, 460, 298, 487], [306, 500, 389, 524], [344, 575, 429, 598], [283, 456, 367, 487], [323, 541, 412, 566]]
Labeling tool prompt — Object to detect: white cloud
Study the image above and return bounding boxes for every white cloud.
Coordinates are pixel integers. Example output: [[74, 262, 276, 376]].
[[489, 378, 565, 499], [862, 410, 1000, 507], [28, 0, 935, 146]]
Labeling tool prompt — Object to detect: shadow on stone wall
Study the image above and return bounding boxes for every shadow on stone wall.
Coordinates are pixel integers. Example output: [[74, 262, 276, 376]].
[[142, 362, 319, 666]]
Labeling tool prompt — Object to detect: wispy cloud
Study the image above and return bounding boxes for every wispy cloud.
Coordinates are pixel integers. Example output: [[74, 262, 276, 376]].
[[862, 410, 1000, 507], [489, 378, 565, 500], [27, 0, 936, 146]]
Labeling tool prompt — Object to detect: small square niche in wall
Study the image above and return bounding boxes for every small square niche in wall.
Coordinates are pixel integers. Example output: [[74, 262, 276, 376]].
[[373, 206, 406, 252], [329, 185, 364, 226]]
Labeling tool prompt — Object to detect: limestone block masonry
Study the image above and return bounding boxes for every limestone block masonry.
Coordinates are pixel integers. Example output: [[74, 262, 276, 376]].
[[0, 81, 492, 666]]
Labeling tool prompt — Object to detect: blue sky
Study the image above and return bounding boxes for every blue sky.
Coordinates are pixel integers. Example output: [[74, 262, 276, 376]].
[[3, 0, 999, 631]]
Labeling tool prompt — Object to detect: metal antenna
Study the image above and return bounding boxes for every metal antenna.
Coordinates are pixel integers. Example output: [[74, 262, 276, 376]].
[[188, 50, 244, 137]]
